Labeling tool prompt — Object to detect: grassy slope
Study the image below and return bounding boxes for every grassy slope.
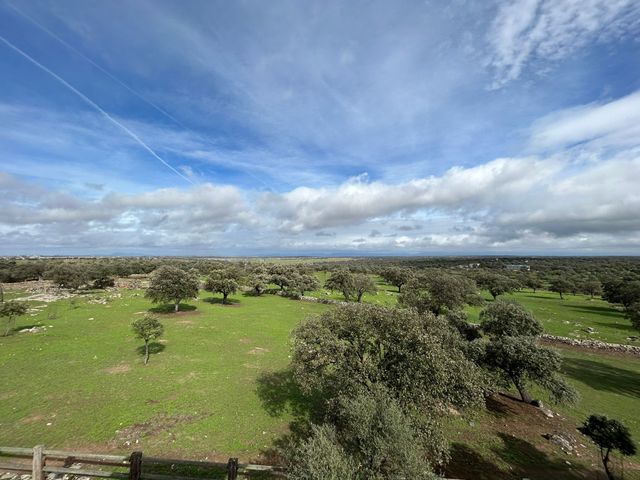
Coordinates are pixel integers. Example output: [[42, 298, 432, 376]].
[[557, 347, 640, 458], [0, 290, 326, 459], [446, 346, 640, 478]]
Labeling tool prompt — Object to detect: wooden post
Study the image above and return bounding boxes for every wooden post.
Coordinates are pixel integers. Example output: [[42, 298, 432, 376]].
[[32, 445, 44, 480], [129, 451, 143, 480], [226, 458, 238, 480]]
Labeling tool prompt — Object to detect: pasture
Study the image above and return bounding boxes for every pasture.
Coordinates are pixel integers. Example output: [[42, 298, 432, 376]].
[[466, 289, 635, 345], [0, 289, 326, 459], [1, 279, 639, 477]]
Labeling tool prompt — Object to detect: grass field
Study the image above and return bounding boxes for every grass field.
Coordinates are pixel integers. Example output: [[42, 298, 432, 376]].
[[0, 290, 326, 459], [442, 347, 640, 480], [309, 272, 636, 345], [466, 290, 636, 345], [1, 282, 639, 478], [558, 347, 640, 455]]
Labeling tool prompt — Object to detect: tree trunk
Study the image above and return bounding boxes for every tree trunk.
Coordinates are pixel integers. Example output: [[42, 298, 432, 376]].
[[602, 448, 614, 480], [357, 292, 363, 302], [514, 379, 533, 403], [223, 293, 228, 304], [144, 340, 149, 365], [398, 285, 402, 293], [559, 292, 563, 300]]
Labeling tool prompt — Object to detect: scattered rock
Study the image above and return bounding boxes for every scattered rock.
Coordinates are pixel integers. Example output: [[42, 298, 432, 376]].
[[543, 432, 577, 454], [19, 326, 45, 334]]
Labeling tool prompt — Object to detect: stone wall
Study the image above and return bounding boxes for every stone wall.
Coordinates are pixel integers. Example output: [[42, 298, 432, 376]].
[[541, 334, 640, 355]]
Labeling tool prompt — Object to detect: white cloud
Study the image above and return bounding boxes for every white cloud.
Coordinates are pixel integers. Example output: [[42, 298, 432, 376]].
[[529, 90, 640, 149], [487, 0, 640, 86], [1, 147, 640, 254], [264, 157, 564, 231]]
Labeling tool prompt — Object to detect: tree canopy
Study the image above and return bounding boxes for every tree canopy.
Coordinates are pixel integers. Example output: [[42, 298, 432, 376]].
[[481, 336, 578, 404], [480, 300, 543, 337], [380, 267, 414, 293], [132, 314, 164, 365], [291, 303, 489, 412], [579, 414, 636, 480], [476, 273, 520, 300], [204, 270, 239, 304], [324, 269, 356, 301], [145, 265, 199, 312], [0, 300, 28, 336], [399, 271, 481, 315], [45, 263, 89, 290]]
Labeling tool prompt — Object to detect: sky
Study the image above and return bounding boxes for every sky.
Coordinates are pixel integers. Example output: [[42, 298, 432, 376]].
[[0, 0, 639, 256]]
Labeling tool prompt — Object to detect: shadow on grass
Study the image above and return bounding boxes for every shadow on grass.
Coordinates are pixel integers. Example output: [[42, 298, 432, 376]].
[[148, 303, 197, 313], [136, 342, 166, 356], [562, 358, 640, 398], [447, 434, 602, 480], [203, 297, 241, 305], [447, 443, 506, 480], [525, 294, 564, 301], [485, 394, 521, 417], [242, 291, 264, 297], [255, 369, 325, 464], [566, 305, 624, 319], [495, 432, 601, 479]]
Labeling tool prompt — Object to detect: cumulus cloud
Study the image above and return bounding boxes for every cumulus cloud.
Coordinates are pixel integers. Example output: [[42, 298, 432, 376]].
[[4, 144, 639, 254], [263, 157, 564, 232], [487, 0, 640, 86], [0, 174, 254, 250]]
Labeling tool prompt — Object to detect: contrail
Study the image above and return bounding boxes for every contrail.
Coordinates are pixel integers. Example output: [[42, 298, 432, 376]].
[[4, 1, 187, 128], [0, 34, 194, 185], [3, 1, 276, 192]]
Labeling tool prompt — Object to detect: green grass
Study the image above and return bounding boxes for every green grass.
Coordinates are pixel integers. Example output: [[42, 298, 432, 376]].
[[0, 290, 327, 459], [466, 290, 636, 345], [2, 282, 638, 477], [307, 271, 400, 306], [444, 345, 640, 478], [557, 346, 640, 458]]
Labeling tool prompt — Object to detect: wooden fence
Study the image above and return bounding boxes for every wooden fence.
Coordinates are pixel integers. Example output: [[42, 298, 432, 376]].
[[0, 446, 284, 480]]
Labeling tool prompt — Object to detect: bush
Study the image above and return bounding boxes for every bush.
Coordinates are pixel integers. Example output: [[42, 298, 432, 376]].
[[286, 424, 358, 480]]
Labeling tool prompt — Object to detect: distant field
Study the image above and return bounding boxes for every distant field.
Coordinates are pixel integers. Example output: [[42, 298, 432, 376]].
[[466, 290, 636, 345], [307, 271, 399, 305], [311, 272, 636, 345]]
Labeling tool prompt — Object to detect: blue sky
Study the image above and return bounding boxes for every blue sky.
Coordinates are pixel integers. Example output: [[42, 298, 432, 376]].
[[0, 0, 639, 255]]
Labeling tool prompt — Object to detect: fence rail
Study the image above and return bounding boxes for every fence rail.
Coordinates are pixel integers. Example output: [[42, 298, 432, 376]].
[[0, 446, 284, 480]]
